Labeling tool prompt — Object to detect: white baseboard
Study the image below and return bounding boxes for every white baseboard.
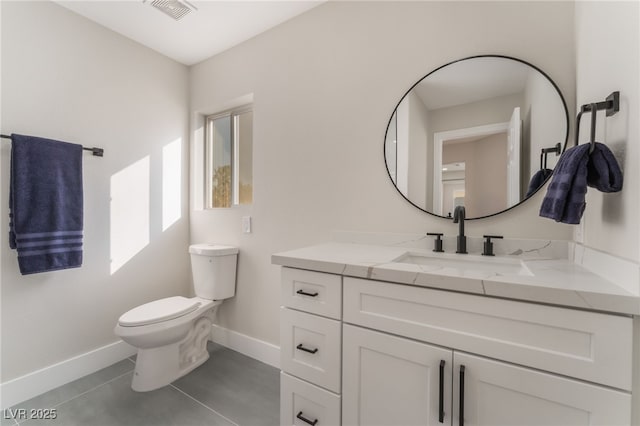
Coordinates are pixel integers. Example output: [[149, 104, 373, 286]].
[[0, 340, 136, 409], [210, 324, 280, 369], [1, 328, 279, 409]]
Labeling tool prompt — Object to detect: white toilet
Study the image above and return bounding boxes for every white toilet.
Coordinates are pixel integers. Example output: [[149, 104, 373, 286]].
[[114, 244, 238, 392]]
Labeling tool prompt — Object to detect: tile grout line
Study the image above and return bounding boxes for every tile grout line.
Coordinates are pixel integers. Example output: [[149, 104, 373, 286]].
[[169, 385, 240, 426], [15, 369, 135, 425], [4, 416, 19, 426]]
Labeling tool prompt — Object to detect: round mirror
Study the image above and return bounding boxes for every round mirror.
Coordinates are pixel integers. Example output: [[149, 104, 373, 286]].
[[384, 55, 569, 219]]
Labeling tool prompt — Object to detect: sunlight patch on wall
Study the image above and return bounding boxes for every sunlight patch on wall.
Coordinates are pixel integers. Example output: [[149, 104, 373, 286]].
[[110, 156, 150, 274], [162, 138, 182, 231]]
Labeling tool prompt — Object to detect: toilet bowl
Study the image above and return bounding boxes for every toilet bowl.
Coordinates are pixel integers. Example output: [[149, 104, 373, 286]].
[[114, 244, 237, 392]]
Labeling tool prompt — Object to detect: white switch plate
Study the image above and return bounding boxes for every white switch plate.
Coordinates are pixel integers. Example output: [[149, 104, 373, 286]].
[[242, 216, 251, 233]]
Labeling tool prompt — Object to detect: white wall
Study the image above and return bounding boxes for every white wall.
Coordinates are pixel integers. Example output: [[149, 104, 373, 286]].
[[396, 96, 410, 197], [406, 91, 429, 208], [575, 5, 640, 421], [575, 1, 640, 263], [523, 68, 566, 180], [190, 1, 576, 346], [0, 1, 190, 382], [428, 93, 523, 137]]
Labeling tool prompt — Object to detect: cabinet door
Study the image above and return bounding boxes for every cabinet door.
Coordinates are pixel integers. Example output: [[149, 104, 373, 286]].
[[453, 353, 631, 426], [342, 324, 452, 426]]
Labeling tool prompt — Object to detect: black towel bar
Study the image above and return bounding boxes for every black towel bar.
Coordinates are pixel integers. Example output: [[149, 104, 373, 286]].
[[574, 91, 620, 153], [1, 134, 104, 157], [540, 142, 561, 170]]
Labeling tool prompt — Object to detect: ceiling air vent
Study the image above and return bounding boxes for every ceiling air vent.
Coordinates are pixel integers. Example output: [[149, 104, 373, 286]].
[[147, 0, 197, 21]]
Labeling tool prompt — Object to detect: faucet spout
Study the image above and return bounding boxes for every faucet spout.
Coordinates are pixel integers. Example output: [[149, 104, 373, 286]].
[[453, 206, 467, 254]]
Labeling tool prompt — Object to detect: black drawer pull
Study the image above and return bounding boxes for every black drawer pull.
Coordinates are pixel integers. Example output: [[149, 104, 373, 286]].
[[296, 289, 319, 297], [439, 360, 445, 423], [296, 344, 319, 354], [459, 365, 465, 426], [296, 411, 318, 426]]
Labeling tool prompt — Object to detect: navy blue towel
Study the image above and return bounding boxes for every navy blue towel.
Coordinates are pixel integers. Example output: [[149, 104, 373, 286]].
[[586, 142, 623, 192], [525, 168, 553, 198], [9, 134, 84, 274], [540, 143, 623, 224]]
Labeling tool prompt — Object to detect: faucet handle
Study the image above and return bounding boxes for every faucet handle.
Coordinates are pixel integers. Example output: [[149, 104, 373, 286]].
[[482, 235, 503, 256], [427, 233, 444, 253]]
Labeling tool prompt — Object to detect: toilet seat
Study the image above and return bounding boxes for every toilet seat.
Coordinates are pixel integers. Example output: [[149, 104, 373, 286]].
[[118, 296, 201, 327]]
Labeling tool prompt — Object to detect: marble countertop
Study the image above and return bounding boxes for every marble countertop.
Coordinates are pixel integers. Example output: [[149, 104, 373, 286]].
[[272, 241, 640, 315]]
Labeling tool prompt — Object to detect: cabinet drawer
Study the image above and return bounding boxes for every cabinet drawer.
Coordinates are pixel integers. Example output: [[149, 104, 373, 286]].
[[281, 372, 341, 426], [282, 268, 342, 319], [281, 308, 341, 393], [343, 277, 633, 391]]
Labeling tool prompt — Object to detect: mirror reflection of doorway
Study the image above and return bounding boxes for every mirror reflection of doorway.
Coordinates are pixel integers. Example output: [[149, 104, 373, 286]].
[[433, 107, 521, 218], [442, 162, 465, 218]]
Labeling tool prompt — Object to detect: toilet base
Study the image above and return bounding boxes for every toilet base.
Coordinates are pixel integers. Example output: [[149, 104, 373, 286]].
[[131, 316, 212, 392]]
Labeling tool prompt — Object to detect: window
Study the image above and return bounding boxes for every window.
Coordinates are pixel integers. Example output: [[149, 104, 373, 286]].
[[205, 106, 253, 208]]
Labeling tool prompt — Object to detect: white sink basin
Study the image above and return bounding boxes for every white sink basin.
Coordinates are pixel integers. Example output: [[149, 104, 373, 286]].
[[392, 252, 533, 277]]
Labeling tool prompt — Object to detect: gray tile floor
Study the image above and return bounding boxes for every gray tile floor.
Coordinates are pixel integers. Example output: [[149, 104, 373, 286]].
[[2, 343, 280, 426]]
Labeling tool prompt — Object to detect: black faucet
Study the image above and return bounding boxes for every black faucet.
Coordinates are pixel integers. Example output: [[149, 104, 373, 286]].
[[453, 206, 467, 254]]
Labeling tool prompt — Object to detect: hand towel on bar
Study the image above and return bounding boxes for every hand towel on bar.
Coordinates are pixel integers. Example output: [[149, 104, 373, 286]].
[[586, 142, 623, 192], [539, 144, 590, 224], [9, 134, 84, 274], [540, 143, 623, 224], [525, 168, 553, 198]]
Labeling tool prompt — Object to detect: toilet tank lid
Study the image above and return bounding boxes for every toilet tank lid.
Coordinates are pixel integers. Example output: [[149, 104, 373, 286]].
[[189, 244, 238, 256], [118, 296, 200, 327]]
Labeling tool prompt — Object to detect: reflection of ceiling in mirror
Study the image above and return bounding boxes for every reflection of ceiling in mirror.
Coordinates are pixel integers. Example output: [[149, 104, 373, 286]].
[[414, 59, 530, 110]]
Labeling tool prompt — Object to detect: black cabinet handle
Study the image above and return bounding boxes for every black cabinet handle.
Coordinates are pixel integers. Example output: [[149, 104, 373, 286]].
[[296, 411, 318, 426], [296, 344, 319, 354], [439, 360, 445, 423], [459, 365, 465, 426], [296, 289, 319, 297]]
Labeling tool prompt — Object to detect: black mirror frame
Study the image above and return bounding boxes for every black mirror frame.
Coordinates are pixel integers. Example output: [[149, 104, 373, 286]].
[[383, 54, 570, 220]]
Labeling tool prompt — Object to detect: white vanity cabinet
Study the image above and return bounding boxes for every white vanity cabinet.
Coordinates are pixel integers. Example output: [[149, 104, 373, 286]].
[[342, 324, 630, 426], [280, 268, 343, 426], [342, 277, 632, 426], [279, 267, 634, 426]]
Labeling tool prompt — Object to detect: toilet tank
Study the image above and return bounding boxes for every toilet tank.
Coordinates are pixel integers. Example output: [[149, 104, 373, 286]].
[[189, 244, 238, 300]]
